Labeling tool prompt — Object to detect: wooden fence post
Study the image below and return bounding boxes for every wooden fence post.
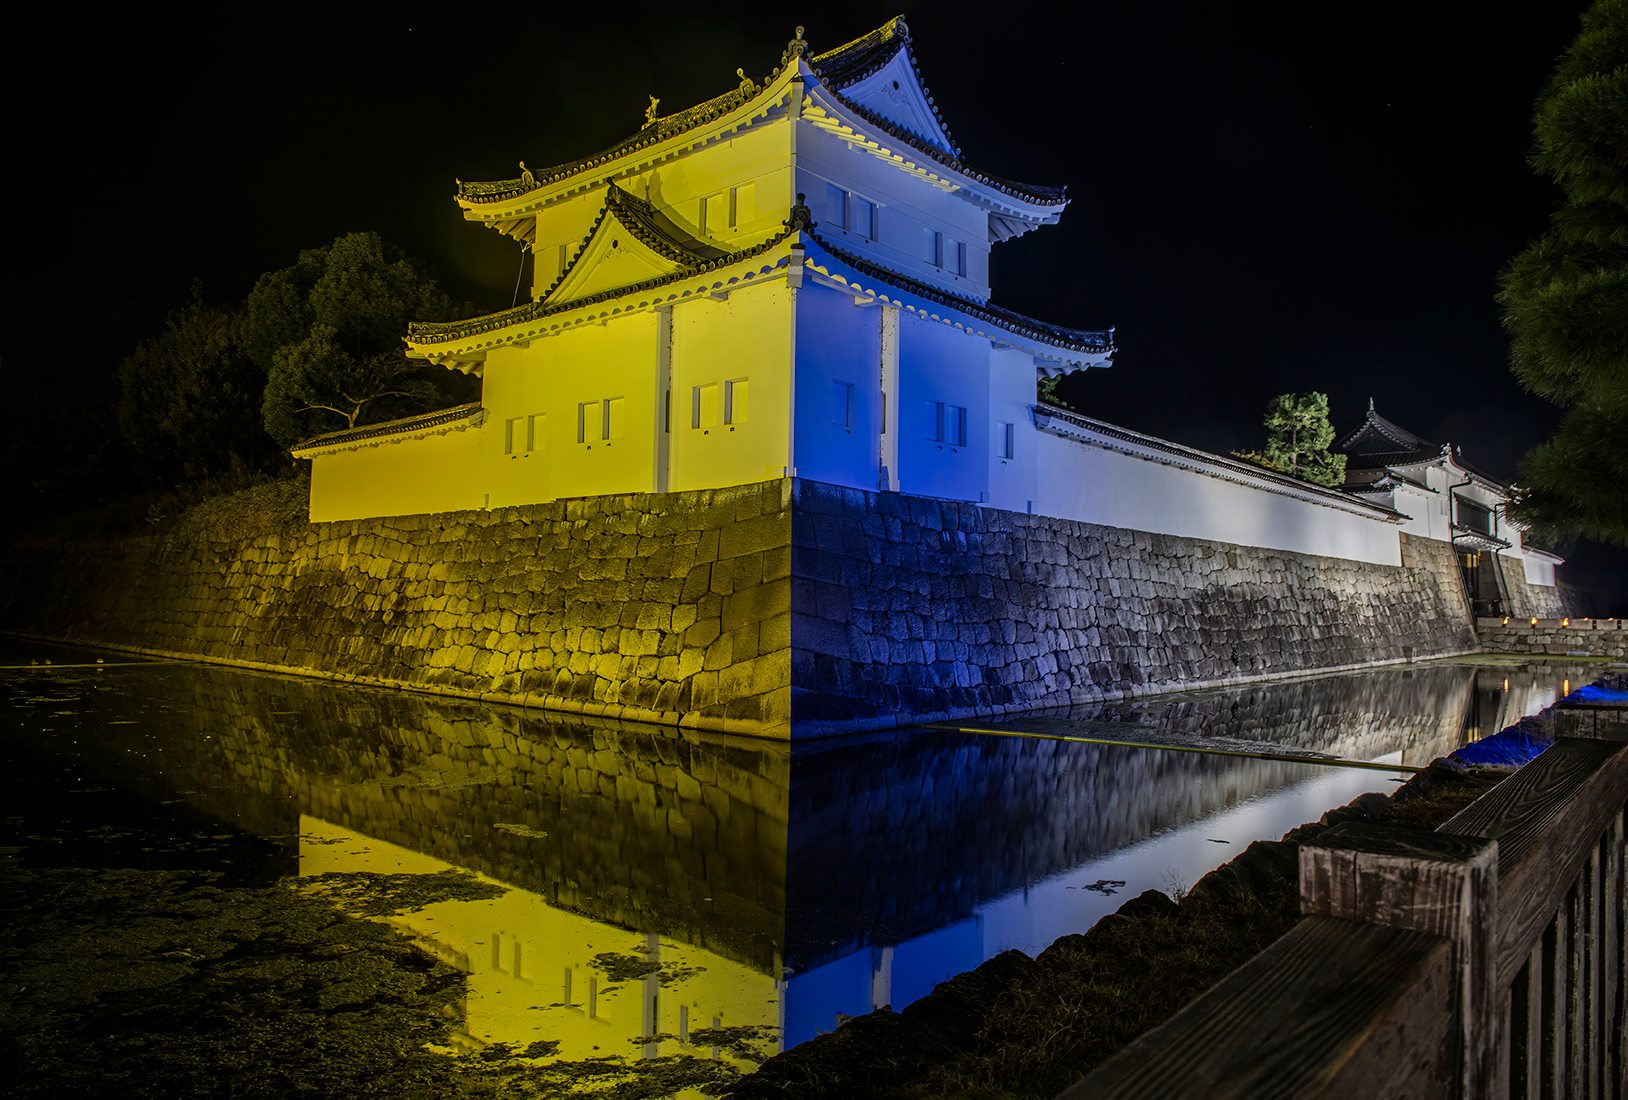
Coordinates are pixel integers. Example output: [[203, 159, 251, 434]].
[[1301, 823, 1500, 1098]]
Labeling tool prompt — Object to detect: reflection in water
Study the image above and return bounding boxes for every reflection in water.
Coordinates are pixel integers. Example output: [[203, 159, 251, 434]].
[[297, 816, 778, 1071], [0, 655, 1588, 1084]]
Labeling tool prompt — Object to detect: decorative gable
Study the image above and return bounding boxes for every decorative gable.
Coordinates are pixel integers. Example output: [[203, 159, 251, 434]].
[[834, 48, 955, 156], [545, 185, 727, 307], [813, 17, 959, 158]]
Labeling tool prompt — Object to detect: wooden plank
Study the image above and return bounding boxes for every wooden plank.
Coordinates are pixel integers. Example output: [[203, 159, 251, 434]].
[[1610, 809, 1625, 1100], [1521, 943, 1542, 1100], [1299, 823, 1499, 1094], [1584, 844, 1599, 1098], [1440, 738, 1628, 986], [1569, 883, 1584, 1097], [1059, 918, 1455, 1099], [1545, 910, 1566, 1100]]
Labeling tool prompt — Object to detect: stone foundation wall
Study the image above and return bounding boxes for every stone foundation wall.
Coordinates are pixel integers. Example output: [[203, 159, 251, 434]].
[[1474, 617, 1628, 659], [5, 477, 1492, 737], [1499, 563, 1570, 619], [790, 481, 1478, 732], [1, 480, 792, 737]]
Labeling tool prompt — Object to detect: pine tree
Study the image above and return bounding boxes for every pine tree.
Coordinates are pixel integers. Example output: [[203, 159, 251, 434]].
[[1236, 392, 1347, 487], [1498, 0, 1628, 546]]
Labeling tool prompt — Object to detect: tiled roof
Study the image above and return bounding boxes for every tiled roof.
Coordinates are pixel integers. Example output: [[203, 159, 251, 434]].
[[535, 184, 730, 304], [808, 232, 1112, 356], [408, 218, 796, 347], [1334, 400, 1438, 465], [454, 18, 1066, 213], [291, 402, 484, 454]]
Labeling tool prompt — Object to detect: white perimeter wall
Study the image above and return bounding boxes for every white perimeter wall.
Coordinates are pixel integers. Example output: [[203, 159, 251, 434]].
[[1030, 432, 1403, 566]]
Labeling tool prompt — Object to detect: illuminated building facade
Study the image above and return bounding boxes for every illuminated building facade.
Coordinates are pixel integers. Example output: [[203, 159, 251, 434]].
[[294, 19, 1111, 519]]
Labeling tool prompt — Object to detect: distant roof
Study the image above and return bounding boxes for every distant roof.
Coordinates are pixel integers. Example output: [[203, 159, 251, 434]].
[[453, 17, 1067, 214], [1334, 398, 1438, 466]]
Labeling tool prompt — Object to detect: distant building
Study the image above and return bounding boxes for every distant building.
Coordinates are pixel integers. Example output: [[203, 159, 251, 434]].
[[1336, 400, 1564, 615]]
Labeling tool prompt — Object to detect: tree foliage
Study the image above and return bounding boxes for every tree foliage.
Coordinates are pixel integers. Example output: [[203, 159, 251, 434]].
[[1498, 0, 1628, 545], [1036, 373, 1076, 411], [247, 232, 474, 449], [116, 288, 272, 483], [1236, 392, 1346, 487]]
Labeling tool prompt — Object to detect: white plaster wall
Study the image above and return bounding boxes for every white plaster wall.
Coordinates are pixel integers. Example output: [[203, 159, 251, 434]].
[[795, 123, 990, 299], [895, 312, 990, 503], [1031, 433, 1403, 565], [792, 282, 881, 489], [1523, 555, 1557, 587], [985, 347, 1039, 511]]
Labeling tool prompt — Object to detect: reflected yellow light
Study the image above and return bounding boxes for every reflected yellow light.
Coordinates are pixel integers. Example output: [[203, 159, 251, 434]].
[[1561, 617, 1570, 628]]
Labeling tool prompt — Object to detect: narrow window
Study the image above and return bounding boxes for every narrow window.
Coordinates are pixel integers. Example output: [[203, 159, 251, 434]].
[[954, 240, 967, 277], [703, 192, 729, 235], [997, 421, 1015, 459], [724, 378, 749, 425], [853, 197, 877, 240], [930, 230, 944, 267], [557, 242, 568, 278], [927, 400, 945, 443], [504, 416, 525, 455], [526, 413, 545, 451], [692, 383, 719, 429], [603, 397, 625, 441], [832, 381, 853, 428], [577, 401, 596, 443], [733, 182, 755, 227], [825, 184, 848, 231], [950, 405, 968, 448]]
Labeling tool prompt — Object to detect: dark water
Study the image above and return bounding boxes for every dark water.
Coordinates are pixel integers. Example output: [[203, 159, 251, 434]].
[[0, 644, 1593, 1096]]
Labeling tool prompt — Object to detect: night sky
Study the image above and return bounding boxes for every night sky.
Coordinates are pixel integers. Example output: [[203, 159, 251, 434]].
[[7, 1, 1622, 597]]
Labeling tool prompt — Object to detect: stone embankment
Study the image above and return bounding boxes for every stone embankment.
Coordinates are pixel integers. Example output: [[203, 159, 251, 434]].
[[791, 480, 1478, 733], [3, 476, 1493, 736], [3, 479, 793, 736], [1475, 616, 1628, 659]]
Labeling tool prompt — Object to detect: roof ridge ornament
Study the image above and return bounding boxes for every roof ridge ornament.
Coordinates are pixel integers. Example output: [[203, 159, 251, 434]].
[[644, 96, 660, 128], [781, 25, 809, 67], [784, 193, 817, 232], [736, 67, 755, 95]]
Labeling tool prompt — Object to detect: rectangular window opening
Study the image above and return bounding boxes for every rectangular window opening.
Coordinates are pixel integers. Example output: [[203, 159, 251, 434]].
[[724, 378, 749, 425], [854, 197, 877, 240], [832, 381, 853, 428], [825, 184, 848, 231], [603, 397, 625, 441], [927, 400, 945, 443], [692, 383, 719, 430], [950, 405, 968, 448], [504, 416, 524, 455], [577, 401, 595, 444], [997, 421, 1015, 459]]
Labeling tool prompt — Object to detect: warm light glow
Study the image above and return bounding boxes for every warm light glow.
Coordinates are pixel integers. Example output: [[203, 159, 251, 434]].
[[1502, 678, 1509, 692], [1561, 617, 1570, 627], [1564, 679, 1571, 697], [1531, 617, 1539, 626], [1502, 616, 1509, 626]]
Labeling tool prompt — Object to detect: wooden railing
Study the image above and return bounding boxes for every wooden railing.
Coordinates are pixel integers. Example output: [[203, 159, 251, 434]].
[[1061, 697, 1627, 1098]]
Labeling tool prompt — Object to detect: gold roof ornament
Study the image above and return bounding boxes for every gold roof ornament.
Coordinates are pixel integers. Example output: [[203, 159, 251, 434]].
[[644, 96, 660, 127]]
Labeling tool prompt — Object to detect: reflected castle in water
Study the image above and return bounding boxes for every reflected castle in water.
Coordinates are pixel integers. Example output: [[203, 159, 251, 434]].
[[27, 657, 1580, 1059]]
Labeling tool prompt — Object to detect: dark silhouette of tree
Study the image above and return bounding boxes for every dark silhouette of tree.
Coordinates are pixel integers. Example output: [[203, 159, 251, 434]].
[[116, 287, 272, 484], [1498, 0, 1628, 546], [1235, 392, 1346, 487], [247, 232, 474, 449]]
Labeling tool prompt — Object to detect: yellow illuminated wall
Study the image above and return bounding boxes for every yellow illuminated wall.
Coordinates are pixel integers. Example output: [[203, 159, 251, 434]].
[[669, 281, 792, 491], [307, 424, 484, 522], [298, 815, 779, 1068]]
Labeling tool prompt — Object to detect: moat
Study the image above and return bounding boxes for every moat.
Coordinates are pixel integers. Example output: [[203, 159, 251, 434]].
[[0, 640, 1593, 1096]]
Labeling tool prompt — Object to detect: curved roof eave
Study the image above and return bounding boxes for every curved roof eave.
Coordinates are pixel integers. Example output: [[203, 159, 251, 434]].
[[800, 232, 1112, 369], [403, 234, 799, 369]]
